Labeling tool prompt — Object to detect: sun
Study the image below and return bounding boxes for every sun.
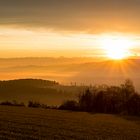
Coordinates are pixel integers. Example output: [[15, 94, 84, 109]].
[[99, 35, 133, 60]]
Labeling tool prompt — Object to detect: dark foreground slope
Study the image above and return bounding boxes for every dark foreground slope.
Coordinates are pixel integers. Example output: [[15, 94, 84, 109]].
[[0, 106, 140, 140]]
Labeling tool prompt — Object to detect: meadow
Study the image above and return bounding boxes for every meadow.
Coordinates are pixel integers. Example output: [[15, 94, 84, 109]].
[[0, 106, 140, 140]]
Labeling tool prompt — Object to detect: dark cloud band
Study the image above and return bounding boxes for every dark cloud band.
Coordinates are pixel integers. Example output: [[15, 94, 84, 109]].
[[0, 0, 140, 33]]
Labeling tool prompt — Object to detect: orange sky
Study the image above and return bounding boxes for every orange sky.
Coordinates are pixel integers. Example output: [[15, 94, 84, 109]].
[[0, 0, 140, 58]]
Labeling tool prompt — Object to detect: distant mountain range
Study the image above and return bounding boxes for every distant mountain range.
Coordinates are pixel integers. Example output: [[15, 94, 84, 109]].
[[0, 57, 139, 92]]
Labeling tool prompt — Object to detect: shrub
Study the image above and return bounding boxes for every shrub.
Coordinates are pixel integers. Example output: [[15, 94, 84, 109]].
[[28, 101, 50, 109], [59, 100, 79, 111], [0, 101, 25, 107], [28, 101, 41, 108]]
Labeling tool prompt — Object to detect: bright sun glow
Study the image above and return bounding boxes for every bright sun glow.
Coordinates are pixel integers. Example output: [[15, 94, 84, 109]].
[[99, 35, 134, 60]]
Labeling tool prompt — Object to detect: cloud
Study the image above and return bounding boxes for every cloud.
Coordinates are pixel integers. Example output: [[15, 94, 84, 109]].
[[0, 0, 140, 33]]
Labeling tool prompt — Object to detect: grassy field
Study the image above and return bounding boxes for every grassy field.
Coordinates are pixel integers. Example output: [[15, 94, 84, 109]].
[[0, 106, 140, 140]]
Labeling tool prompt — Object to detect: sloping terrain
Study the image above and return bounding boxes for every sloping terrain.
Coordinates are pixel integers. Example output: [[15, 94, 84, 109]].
[[0, 106, 140, 140]]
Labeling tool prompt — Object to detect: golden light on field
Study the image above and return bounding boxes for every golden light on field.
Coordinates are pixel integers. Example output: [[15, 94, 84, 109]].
[[99, 35, 134, 60]]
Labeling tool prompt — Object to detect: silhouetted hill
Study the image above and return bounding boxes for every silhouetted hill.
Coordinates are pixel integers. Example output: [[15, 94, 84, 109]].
[[0, 79, 82, 106], [0, 79, 59, 88]]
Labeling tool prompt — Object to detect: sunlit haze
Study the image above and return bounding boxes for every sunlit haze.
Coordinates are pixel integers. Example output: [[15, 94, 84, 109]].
[[0, 26, 140, 59], [0, 0, 140, 59], [99, 34, 135, 60], [0, 0, 140, 89]]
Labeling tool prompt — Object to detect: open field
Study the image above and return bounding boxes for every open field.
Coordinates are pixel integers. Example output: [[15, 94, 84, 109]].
[[0, 106, 140, 140]]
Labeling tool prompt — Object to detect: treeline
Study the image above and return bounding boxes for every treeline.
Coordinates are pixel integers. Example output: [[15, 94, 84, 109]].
[[0, 100, 57, 109], [0, 79, 140, 116], [59, 80, 140, 116], [0, 100, 25, 107]]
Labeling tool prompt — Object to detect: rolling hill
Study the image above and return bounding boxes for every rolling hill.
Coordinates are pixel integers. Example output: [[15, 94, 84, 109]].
[[0, 79, 84, 106]]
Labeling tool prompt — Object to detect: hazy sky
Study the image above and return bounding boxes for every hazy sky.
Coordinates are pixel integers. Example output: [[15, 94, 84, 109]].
[[0, 0, 140, 58]]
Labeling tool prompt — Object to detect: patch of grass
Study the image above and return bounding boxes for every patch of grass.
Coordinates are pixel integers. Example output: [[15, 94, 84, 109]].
[[0, 106, 139, 140]]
